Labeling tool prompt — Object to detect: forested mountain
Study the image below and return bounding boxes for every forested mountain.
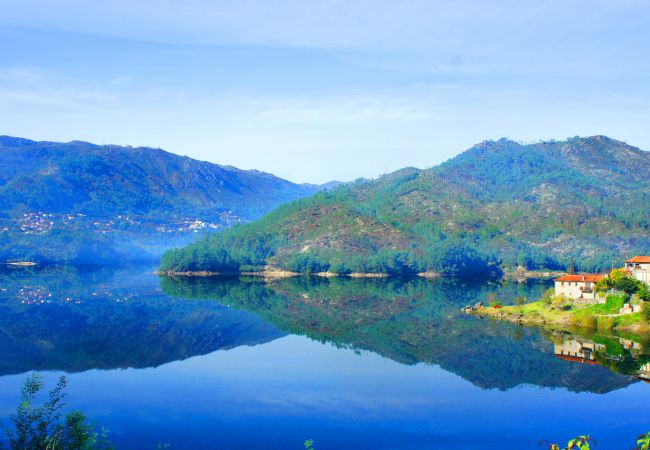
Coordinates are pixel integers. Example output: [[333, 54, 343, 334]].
[[161, 136, 650, 274], [0, 136, 322, 263], [0, 136, 318, 220]]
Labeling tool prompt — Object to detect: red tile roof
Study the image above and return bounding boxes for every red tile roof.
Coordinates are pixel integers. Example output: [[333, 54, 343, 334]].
[[555, 355, 599, 365], [555, 274, 606, 283], [626, 256, 650, 263]]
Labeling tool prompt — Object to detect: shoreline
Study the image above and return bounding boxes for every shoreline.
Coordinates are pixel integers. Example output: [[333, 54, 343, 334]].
[[501, 268, 565, 280], [156, 269, 442, 280], [465, 302, 649, 335]]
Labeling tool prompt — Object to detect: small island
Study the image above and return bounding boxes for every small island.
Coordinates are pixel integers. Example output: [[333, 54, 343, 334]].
[[465, 257, 650, 334], [4, 261, 38, 267]]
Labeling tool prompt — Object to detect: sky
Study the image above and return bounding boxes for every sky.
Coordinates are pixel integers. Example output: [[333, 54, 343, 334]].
[[1, 0, 649, 183]]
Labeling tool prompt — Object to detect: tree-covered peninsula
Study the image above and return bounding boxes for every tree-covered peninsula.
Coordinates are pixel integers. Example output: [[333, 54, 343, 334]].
[[160, 136, 650, 276]]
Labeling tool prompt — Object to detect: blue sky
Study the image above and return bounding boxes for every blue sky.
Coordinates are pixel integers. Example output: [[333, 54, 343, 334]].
[[1, 0, 649, 183]]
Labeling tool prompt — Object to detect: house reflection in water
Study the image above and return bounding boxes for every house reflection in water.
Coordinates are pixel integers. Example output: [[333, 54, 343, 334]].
[[554, 338, 604, 365], [640, 363, 650, 383], [554, 336, 648, 383]]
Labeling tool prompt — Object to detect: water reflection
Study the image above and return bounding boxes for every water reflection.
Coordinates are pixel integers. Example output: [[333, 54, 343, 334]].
[[162, 275, 648, 393], [0, 265, 284, 374], [553, 333, 650, 383], [641, 363, 650, 382], [1, 265, 648, 394]]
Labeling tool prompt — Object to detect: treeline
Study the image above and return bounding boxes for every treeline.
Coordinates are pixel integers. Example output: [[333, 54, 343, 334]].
[[159, 212, 497, 276], [160, 237, 494, 276]]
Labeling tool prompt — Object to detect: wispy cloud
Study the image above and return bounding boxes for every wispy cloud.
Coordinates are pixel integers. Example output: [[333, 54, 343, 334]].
[[250, 91, 439, 123], [0, 66, 48, 84], [0, 66, 117, 108]]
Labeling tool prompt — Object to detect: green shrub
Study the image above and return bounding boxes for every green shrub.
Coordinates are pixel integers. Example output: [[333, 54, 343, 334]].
[[642, 302, 650, 323], [639, 285, 650, 302], [4, 373, 111, 450], [541, 288, 555, 305], [535, 435, 594, 450], [572, 315, 597, 329], [597, 316, 616, 331], [637, 431, 650, 450]]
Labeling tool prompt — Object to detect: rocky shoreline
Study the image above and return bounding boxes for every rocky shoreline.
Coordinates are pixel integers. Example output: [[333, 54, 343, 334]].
[[462, 302, 648, 334], [157, 269, 441, 280]]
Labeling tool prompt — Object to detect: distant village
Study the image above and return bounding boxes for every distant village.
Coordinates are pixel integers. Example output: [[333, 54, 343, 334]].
[[0, 210, 244, 236]]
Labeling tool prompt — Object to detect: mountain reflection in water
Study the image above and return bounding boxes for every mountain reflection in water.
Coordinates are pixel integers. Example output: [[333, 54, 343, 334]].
[[2, 264, 645, 393], [162, 275, 650, 393], [0, 265, 284, 374], [2, 265, 650, 449]]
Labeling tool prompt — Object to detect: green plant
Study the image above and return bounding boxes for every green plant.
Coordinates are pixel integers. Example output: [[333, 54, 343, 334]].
[[541, 288, 555, 305], [545, 435, 594, 450], [642, 302, 650, 323], [639, 285, 650, 302], [596, 316, 615, 331], [3, 373, 111, 450], [567, 257, 575, 275], [304, 439, 315, 450], [637, 431, 650, 450], [604, 294, 626, 313], [572, 315, 597, 329]]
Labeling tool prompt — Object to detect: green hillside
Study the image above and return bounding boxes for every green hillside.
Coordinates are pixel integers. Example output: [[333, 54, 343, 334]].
[[0, 136, 322, 263], [161, 136, 650, 275], [0, 136, 318, 220]]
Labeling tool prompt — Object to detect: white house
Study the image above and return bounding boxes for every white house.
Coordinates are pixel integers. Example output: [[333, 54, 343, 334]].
[[625, 256, 650, 285], [554, 274, 606, 302]]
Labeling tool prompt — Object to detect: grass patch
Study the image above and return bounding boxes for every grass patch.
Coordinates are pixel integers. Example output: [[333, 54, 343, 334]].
[[479, 294, 650, 338], [581, 294, 625, 315], [597, 316, 616, 331]]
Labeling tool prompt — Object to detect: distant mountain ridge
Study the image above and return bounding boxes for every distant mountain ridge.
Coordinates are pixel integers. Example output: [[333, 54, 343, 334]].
[[0, 135, 325, 263], [161, 136, 650, 274], [0, 136, 319, 221]]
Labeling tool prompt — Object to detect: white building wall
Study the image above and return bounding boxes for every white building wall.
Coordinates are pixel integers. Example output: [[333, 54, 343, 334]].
[[626, 262, 650, 286], [554, 281, 600, 301], [633, 270, 650, 285]]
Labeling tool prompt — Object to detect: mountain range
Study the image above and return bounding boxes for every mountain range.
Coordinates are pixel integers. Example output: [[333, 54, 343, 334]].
[[161, 136, 650, 274], [0, 136, 321, 221], [0, 136, 325, 263]]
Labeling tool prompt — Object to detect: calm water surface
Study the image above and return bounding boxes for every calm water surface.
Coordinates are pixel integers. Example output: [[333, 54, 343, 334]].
[[0, 265, 648, 449]]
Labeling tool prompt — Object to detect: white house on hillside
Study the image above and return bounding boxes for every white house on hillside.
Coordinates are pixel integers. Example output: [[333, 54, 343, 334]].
[[554, 274, 606, 302], [626, 256, 650, 285]]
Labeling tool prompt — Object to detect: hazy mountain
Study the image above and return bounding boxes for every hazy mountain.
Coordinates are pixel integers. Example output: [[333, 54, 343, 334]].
[[161, 136, 650, 274], [0, 136, 319, 221], [0, 136, 324, 263]]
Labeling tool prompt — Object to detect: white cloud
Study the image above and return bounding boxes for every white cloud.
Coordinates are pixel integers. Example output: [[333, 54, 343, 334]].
[[2, 0, 648, 53], [0, 66, 48, 84]]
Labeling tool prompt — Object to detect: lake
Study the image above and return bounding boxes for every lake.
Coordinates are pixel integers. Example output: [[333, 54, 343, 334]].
[[0, 265, 648, 449]]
